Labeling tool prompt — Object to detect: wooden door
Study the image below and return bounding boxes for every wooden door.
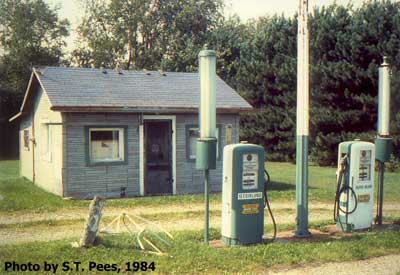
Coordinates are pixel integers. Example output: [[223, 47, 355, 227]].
[[144, 120, 173, 195]]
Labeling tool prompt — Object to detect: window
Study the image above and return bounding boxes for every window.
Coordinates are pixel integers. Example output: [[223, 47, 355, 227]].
[[23, 130, 29, 150], [225, 124, 233, 145], [41, 123, 51, 161], [87, 127, 126, 164], [186, 125, 220, 161], [188, 128, 199, 159]]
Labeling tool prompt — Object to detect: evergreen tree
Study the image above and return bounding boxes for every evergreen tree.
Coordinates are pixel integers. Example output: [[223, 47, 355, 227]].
[[310, 2, 400, 164], [237, 16, 297, 161]]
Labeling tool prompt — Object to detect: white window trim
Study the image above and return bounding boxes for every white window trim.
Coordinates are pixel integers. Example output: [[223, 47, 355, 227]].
[[22, 129, 30, 151], [88, 127, 125, 163], [188, 127, 199, 159], [41, 123, 52, 162]]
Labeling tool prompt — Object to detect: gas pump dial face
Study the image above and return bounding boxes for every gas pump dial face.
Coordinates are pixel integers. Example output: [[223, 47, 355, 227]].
[[359, 150, 371, 181], [242, 153, 259, 190]]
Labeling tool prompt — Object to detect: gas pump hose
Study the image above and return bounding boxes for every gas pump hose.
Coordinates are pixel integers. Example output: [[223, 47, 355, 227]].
[[334, 156, 358, 229], [264, 169, 277, 242]]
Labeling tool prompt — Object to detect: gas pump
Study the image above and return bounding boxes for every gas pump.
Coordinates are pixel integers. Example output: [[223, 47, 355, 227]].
[[334, 141, 375, 232], [221, 143, 276, 246]]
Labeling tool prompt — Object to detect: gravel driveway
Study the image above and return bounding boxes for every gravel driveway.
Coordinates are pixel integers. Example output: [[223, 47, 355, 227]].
[[270, 254, 400, 275]]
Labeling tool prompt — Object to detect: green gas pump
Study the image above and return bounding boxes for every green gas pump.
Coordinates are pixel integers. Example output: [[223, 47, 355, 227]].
[[221, 143, 276, 246]]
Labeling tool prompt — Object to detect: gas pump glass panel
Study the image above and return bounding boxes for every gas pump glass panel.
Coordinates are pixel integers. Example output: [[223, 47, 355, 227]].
[[359, 150, 371, 181], [242, 154, 259, 190]]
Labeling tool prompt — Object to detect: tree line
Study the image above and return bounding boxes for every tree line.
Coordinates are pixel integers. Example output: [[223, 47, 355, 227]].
[[0, 0, 399, 164]]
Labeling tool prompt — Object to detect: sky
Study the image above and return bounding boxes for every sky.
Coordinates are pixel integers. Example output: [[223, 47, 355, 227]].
[[44, 0, 367, 51]]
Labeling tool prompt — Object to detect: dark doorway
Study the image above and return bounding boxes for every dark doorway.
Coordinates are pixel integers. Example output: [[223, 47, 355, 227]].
[[144, 120, 173, 195]]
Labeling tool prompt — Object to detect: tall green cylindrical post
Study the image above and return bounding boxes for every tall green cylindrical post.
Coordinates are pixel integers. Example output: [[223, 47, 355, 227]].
[[377, 162, 385, 225], [197, 48, 217, 244], [375, 56, 392, 225], [204, 169, 210, 242], [295, 0, 311, 237], [295, 136, 310, 236]]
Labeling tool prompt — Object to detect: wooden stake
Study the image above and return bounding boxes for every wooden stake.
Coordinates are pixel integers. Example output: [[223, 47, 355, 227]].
[[79, 196, 105, 247]]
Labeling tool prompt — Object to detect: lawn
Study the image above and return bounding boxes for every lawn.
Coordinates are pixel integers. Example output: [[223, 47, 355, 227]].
[[1, 230, 399, 274], [0, 160, 399, 211], [0, 160, 399, 274]]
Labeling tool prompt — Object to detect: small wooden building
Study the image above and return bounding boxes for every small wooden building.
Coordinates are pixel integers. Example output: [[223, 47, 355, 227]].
[[10, 67, 252, 199]]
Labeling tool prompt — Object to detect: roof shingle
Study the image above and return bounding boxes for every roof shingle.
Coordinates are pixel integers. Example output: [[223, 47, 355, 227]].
[[35, 66, 252, 111]]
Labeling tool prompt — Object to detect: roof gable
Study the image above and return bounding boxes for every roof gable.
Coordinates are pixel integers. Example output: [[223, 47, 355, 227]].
[[9, 69, 47, 121]]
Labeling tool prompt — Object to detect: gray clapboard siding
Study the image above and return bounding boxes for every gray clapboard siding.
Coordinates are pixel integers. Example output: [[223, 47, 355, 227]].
[[13, 67, 251, 199], [173, 113, 239, 194], [64, 113, 139, 198], [64, 113, 238, 199]]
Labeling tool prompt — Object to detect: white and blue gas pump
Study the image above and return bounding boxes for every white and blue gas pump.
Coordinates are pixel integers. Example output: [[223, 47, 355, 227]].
[[334, 141, 375, 232]]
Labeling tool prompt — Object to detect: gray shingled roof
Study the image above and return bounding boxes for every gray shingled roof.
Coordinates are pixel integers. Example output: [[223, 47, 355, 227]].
[[34, 66, 252, 111]]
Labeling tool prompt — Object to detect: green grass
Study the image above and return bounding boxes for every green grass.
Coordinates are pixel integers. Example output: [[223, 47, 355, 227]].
[[1, 229, 399, 274], [1, 160, 399, 273], [267, 162, 400, 202], [0, 160, 19, 179], [0, 160, 399, 212], [0, 177, 87, 212]]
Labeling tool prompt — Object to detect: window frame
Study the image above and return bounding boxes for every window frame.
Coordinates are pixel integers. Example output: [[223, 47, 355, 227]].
[[185, 124, 222, 162], [85, 126, 128, 166], [23, 129, 30, 151], [40, 123, 52, 162]]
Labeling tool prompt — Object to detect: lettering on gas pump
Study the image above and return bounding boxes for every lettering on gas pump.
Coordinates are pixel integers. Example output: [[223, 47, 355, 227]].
[[238, 192, 263, 200], [242, 203, 260, 214], [358, 194, 370, 203]]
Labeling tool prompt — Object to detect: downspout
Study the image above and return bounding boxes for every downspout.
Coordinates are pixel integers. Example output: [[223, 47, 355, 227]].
[[61, 113, 66, 197], [31, 112, 35, 183]]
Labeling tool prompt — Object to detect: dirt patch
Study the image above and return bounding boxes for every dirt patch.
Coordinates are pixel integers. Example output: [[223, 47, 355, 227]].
[[269, 254, 400, 275], [0, 201, 354, 225], [0, 215, 218, 245], [0, 204, 220, 225], [0, 224, 82, 246], [0, 201, 399, 245]]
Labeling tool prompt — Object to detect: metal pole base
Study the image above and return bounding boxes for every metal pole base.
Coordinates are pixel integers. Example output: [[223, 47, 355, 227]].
[[374, 136, 391, 225], [376, 161, 385, 225], [294, 135, 312, 238], [294, 229, 312, 238], [204, 169, 210, 243]]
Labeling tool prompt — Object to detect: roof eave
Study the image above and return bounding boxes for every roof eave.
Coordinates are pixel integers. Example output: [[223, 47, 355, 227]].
[[50, 106, 253, 114]]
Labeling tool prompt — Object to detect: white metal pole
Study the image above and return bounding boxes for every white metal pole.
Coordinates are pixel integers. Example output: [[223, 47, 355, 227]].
[[295, 0, 311, 237], [199, 52, 216, 139], [198, 49, 217, 244], [378, 57, 390, 136]]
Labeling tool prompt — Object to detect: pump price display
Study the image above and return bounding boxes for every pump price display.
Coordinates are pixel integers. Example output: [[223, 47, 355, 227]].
[[359, 150, 372, 181], [242, 153, 259, 189]]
